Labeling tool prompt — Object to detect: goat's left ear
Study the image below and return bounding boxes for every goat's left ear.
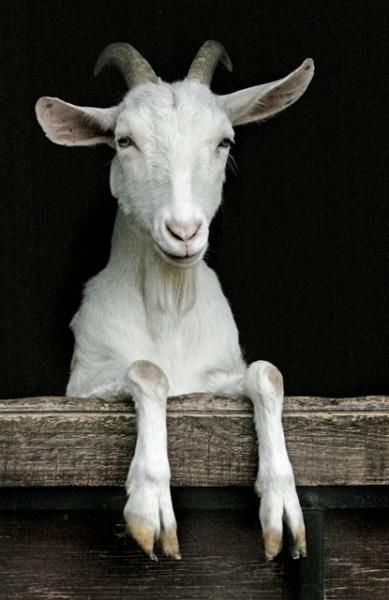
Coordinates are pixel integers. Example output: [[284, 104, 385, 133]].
[[217, 59, 314, 126], [35, 97, 119, 148]]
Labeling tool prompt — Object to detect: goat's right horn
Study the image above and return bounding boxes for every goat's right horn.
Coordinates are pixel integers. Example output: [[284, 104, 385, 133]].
[[187, 40, 233, 86], [94, 43, 158, 88]]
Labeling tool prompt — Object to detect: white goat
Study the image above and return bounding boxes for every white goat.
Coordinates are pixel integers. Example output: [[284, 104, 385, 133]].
[[36, 41, 314, 561]]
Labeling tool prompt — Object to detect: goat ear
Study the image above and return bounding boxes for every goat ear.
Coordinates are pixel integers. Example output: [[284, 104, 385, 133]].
[[217, 59, 314, 126], [35, 97, 119, 147]]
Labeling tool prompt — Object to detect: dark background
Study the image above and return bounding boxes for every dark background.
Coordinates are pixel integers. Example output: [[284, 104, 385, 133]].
[[0, 0, 387, 398]]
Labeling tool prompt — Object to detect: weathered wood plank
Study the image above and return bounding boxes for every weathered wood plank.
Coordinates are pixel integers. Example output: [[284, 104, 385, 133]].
[[1, 394, 388, 413], [0, 509, 298, 599], [325, 510, 389, 600], [0, 396, 388, 487]]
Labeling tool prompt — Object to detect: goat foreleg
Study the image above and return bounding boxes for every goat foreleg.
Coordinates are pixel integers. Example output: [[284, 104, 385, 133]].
[[123, 360, 180, 560], [245, 360, 306, 561]]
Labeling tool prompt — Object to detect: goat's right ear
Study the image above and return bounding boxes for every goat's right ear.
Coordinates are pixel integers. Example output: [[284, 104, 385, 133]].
[[35, 97, 119, 148]]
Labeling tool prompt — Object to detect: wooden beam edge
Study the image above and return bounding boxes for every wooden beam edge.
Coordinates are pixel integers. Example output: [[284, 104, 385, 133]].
[[0, 395, 388, 413], [0, 394, 388, 487]]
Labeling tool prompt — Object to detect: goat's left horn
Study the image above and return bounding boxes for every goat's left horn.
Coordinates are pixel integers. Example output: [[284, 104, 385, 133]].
[[94, 43, 158, 88], [187, 40, 233, 86]]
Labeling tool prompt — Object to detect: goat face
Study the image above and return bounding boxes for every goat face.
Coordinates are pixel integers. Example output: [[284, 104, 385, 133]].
[[35, 41, 314, 268], [110, 81, 234, 267]]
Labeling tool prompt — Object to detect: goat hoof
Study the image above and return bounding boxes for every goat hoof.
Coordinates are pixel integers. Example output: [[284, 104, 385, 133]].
[[160, 527, 181, 558], [291, 525, 307, 559], [125, 516, 156, 557], [263, 529, 283, 561], [259, 475, 306, 561], [123, 484, 179, 560], [148, 551, 158, 562]]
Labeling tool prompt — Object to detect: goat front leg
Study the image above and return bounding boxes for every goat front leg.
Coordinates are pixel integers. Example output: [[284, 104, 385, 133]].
[[123, 360, 180, 561], [245, 361, 306, 561]]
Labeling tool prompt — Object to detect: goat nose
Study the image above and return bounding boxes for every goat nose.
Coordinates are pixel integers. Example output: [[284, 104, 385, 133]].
[[165, 220, 201, 242]]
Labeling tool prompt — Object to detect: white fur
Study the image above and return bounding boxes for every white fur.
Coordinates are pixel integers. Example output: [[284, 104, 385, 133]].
[[36, 53, 314, 559]]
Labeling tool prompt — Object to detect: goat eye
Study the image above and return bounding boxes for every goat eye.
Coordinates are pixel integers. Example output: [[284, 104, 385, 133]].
[[218, 138, 232, 149], [117, 136, 133, 148]]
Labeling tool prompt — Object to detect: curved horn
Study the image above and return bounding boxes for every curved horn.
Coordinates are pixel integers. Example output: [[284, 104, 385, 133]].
[[94, 43, 158, 88], [187, 40, 233, 86]]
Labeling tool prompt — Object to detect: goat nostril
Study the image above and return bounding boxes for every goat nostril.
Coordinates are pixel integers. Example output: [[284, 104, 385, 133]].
[[165, 222, 201, 242], [166, 224, 184, 241], [188, 224, 201, 240]]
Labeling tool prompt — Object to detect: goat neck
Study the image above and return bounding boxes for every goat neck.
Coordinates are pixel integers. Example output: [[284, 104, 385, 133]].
[[110, 210, 199, 317]]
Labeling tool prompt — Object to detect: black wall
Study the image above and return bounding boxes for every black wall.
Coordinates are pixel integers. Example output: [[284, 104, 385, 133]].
[[1, 0, 388, 398]]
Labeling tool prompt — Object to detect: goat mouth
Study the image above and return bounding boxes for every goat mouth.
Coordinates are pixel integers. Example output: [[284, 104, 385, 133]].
[[155, 244, 203, 267]]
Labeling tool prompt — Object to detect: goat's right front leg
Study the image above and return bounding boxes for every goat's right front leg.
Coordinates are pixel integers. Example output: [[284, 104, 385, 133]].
[[123, 360, 180, 561]]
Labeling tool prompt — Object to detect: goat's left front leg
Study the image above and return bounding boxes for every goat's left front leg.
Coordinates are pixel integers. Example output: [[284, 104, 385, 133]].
[[245, 360, 306, 561]]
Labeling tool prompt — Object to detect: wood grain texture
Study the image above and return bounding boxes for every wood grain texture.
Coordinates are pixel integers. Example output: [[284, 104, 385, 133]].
[[325, 510, 389, 600], [0, 395, 388, 487], [0, 509, 299, 599]]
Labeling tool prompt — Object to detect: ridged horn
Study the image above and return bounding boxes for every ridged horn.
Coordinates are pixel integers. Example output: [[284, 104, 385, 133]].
[[187, 40, 233, 86], [94, 42, 158, 88]]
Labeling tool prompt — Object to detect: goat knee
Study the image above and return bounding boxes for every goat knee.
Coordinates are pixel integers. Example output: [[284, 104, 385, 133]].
[[245, 360, 284, 399], [126, 360, 169, 400]]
